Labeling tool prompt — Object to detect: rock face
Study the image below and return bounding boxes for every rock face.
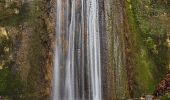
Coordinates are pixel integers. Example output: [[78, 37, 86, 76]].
[[0, 0, 55, 99], [0, 0, 22, 19], [101, 0, 130, 99]]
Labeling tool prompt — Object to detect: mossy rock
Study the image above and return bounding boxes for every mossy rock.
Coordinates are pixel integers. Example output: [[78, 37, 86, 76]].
[[0, 0, 22, 19]]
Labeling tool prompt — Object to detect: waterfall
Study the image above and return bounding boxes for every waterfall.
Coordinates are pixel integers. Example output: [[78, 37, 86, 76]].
[[53, 0, 102, 100], [86, 0, 102, 99]]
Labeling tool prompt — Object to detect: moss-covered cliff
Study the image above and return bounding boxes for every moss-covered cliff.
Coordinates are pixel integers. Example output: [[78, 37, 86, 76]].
[[125, 0, 170, 98], [0, 0, 55, 99]]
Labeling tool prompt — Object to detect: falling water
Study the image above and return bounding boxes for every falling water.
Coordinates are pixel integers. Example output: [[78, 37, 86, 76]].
[[53, 0, 102, 100], [86, 0, 102, 99]]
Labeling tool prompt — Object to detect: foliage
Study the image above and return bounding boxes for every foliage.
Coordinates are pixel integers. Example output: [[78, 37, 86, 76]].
[[131, 0, 169, 78], [0, 1, 25, 97], [0, 32, 23, 99], [125, 0, 170, 97], [159, 93, 170, 100], [0, 61, 23, 99], [0, 35, 10, 60]]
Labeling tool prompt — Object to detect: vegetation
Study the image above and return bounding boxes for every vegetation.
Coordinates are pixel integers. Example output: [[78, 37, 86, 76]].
[[0, 61, 23, 98], [126, 0, 170, 98], [0, 1, 25, 99], [0, 31, 23, 99], [0, 0, 50, 99]]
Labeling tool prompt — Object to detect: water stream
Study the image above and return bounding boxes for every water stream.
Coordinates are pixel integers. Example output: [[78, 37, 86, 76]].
[[53, 0, 102, 100]]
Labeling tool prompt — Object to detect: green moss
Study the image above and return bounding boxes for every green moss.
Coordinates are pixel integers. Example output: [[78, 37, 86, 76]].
[[0, 68, 9, 92], [0, 1, 44, 27], [159, 93, 170, 100], [0, 0, 48, 99], [125, 0, 170, 98], [0, 61, 23, 99], [125, 0, 165, 97]]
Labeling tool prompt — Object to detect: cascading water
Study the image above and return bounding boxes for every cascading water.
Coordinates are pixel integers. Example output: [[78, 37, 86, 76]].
[[53, 0, 102, 100], [86, 0, 102, 99]]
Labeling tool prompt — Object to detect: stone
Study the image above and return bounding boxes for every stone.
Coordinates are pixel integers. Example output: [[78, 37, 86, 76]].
[[0, 27, 8, 37]]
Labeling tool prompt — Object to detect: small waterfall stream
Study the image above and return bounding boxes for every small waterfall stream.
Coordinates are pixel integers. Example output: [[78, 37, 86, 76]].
[[53, 0, 102, 100]]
